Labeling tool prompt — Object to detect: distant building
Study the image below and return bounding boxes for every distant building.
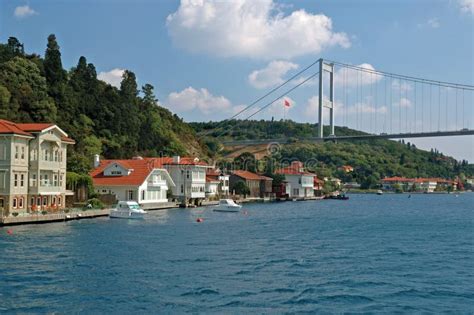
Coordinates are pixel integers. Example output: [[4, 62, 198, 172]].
[[90, 156, 175, 206], [275, 161, 315, 198], [0, 120, 75, 216], [339, 165, 354, 173], [381, 176, 457, 193], [230, 170, 273, 198]]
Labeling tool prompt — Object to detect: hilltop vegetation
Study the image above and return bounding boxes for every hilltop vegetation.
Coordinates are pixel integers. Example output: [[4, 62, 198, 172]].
[[0, 36, 208, 174], [192, 120, 474, 188]]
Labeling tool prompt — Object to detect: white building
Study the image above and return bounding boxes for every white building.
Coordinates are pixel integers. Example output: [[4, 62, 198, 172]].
[[206, 168, 230, 197], [0, 120, 74, 216], [90, 156, 175, 207], [276, 161, 315, 198], [162, 156, 210, 204]]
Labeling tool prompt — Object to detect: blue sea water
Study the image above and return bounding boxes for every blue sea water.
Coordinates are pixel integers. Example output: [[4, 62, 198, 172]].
[[0, 193, 473, 313]]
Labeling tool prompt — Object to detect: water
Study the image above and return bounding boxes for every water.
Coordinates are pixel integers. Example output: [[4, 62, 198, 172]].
[[0, 194, 473, 313]]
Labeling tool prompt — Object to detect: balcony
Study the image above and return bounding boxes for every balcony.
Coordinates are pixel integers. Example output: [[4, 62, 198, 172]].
[[147, 180, 167, 187], [29, 183, 64, 194]]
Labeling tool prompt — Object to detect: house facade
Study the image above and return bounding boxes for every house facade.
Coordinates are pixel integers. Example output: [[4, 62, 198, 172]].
[[230, 170, 273, 198], [0, 120, 74, 216], [162, 156, 210, 204], [275, 161, 315, 198], [206, 168, 229, 198], [90, 156, 175, 207]]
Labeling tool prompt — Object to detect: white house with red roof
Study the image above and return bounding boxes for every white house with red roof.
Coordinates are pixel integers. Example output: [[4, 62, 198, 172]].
[[90, 156, 175, 206], [0, 119, 75, 216], [275, 161, 315, 198]]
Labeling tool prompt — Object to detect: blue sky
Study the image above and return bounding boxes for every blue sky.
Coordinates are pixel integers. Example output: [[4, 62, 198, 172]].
[[1, 0, 473, 161]]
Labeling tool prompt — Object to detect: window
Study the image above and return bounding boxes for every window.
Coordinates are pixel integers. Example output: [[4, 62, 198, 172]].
[[142, 190, 145, 200], [43, 197, 48, 206], [20, 174, 24, 187], [15, 146, 19, 159], [128, 190, 134, 200], [36, 197, 41, 206], [59, 174, 63, 187], [0, 144, 5, 160], [53, 174, 58, 186], [14, 174, 18, 187], [12, 198, 17, 208], [21, 147, 25, 159], [0, 171, 5, 189], [186, 170, 190, 179], [31, 174, 37, 187], [52, 197, 56, 205], [102, 189, 107, 193], [58, 197, 61, 206], [30, 197, 35, 207], [181, 185, 184, 193], [19, 197, 23, 208]]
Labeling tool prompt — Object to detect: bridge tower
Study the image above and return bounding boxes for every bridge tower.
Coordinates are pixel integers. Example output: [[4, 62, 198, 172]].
[[318, 59, 335, 138]]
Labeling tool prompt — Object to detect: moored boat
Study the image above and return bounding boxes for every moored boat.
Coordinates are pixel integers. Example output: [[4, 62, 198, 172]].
[[110, 201, 147, 219], [377, 190, 383, 195], [213, 199, 242, 212]]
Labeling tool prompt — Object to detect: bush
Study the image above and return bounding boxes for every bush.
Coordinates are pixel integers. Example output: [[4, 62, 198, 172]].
[[41, 210, 48, 215], [86, 198, 104, 209], [12, 212, 19, 217], [64, 208, 70, 213]]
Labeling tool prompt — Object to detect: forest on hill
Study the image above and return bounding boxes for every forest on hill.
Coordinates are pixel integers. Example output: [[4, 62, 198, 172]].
[[192, 120, 474, 189], [0, 35, 208, 174]]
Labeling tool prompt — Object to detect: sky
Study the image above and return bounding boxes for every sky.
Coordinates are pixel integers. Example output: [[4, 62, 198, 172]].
[[1, 0, 473, 161]]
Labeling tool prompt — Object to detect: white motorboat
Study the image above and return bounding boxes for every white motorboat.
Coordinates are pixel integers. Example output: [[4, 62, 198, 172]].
[[376, 190, 383, 195], [110, 201, 147, 219], [213, 199, 242, 212]]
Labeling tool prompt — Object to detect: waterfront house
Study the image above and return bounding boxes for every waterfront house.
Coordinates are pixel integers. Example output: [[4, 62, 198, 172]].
[[162, 156, 210, 205], [275, 161, 315, 198], [90, 156, 175, 207], [230, 170, 273, 198], [381, 176, 456, 193], [0, 120, 75, 216], [314, 177, 325, 196], [206, 168, 229, 197]]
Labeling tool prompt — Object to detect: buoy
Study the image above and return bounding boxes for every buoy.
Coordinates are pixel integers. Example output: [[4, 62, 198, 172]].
[[6, 229, 13, 235], [196, 218, 204, 223]]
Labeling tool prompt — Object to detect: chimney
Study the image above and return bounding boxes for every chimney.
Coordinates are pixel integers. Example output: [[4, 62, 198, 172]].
[[173, 155, 180, 164], [94, 154, 100, 168]]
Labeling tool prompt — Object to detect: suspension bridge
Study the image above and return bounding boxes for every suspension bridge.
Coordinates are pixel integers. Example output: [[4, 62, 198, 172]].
[[203, 58, 474, 146]]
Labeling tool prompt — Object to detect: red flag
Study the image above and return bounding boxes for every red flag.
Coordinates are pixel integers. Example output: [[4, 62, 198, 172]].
[[284, 99, 291, 107]]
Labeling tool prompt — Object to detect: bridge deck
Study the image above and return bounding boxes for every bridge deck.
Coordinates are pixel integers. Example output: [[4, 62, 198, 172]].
[[222, 130, 474, 146]]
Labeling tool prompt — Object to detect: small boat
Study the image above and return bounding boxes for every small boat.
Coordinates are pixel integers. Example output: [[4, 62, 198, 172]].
[[327, 194, 349, 200], [376, 190, 383, 195], [213, 199, 242, 212], [110, 201, 147, 219]]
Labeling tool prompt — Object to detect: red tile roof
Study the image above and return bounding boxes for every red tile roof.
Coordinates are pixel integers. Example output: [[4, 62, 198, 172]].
[[232, 170, 272, 181], [0, 120, 34, 137], [160, 157, 209, 166], [314, 177, 325, 184], [206, 175, 220, 183], [16, 123, 54, 132], [90, 158, 164, 186], [382, 176, 455, 184]]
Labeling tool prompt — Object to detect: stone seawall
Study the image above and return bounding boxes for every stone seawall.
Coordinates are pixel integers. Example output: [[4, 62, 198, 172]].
[[0, 209, 110, 226]]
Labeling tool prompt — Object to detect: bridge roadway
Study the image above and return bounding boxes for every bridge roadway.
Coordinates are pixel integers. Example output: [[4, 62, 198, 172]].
[[221, 129, 474, 146]]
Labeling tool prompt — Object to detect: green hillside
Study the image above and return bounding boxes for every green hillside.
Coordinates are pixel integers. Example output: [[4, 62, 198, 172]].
[[191, 120, 474, 189], [0, 36, 208, 173]]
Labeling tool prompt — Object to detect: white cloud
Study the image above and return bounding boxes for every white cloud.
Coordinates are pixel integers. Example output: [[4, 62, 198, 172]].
[[305, 95, 387, 117], [248, 60, 298, 89], [166, 0, 350, 59], [14, 5, 37, 18], [166, 87, 232, 114], [334, 63, 382, 87], [459, 0, 474, 15], [396, 97, 412, 108], [418, 18, 440, 29], [97, 69, 125, 88], [392, 81, 413, 92]]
